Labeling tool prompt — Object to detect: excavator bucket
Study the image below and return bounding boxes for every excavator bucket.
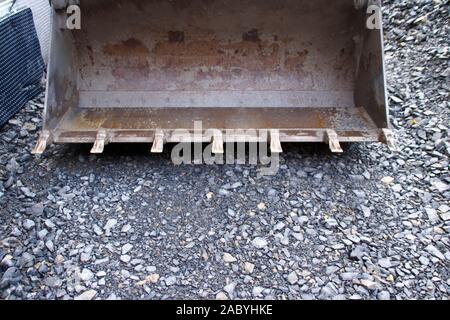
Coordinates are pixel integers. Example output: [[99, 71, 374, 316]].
[[33, 0, 395, 155]]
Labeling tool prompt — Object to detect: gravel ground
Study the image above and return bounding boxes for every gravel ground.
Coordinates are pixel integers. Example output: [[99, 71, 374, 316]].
[[0, 0, 449, 300]]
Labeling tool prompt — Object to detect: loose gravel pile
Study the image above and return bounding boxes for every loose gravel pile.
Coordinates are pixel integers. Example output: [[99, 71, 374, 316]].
[[0, 0, 449, 300]]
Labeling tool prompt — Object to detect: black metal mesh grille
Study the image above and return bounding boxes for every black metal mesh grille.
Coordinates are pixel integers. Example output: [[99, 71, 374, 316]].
[[0, 7, 44, 127]]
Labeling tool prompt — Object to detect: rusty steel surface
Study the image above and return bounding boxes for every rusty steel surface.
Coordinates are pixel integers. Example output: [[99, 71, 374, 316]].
[[50, 107, 381, 146], [75, 0, 358, 109], [38, 0, 391, 152], [57, 107, 377, 131]]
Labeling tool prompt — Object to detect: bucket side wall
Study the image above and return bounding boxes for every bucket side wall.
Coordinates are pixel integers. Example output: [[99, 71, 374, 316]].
[[43, 8, 78, 130], [354, 3, 389, 128]]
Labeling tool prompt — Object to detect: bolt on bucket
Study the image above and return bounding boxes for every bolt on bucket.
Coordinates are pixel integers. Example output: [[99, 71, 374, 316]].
[[33, 0, 396, 155]]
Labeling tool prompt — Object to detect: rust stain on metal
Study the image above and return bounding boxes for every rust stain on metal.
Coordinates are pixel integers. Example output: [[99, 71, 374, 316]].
[[86, 45, 95, 65], [103, 38, 151, 80], [168, 31, 185, 43], [284, 49, 309, 71], [153, 39, 280, 71], [103, 38, 150, 56], [242, 29, 260, 42], [57, 107, 377, 132]]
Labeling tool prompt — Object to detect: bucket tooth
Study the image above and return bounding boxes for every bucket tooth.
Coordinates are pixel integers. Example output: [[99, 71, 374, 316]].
[[270, 130, 283, 153], [151, 130, 164, 153], [325, 130, 343, 153], [91, 130, 108, 154], [32, 130, 52, 154], [212, 130, 224, 154], [381, 129, 398, 152]]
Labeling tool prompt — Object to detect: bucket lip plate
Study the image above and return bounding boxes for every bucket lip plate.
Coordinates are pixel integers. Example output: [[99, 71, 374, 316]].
[[51, 128, 383, 144]]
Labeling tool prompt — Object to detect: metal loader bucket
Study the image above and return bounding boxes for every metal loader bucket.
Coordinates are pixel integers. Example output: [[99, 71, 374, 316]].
[[33, 0, 395, 155]]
